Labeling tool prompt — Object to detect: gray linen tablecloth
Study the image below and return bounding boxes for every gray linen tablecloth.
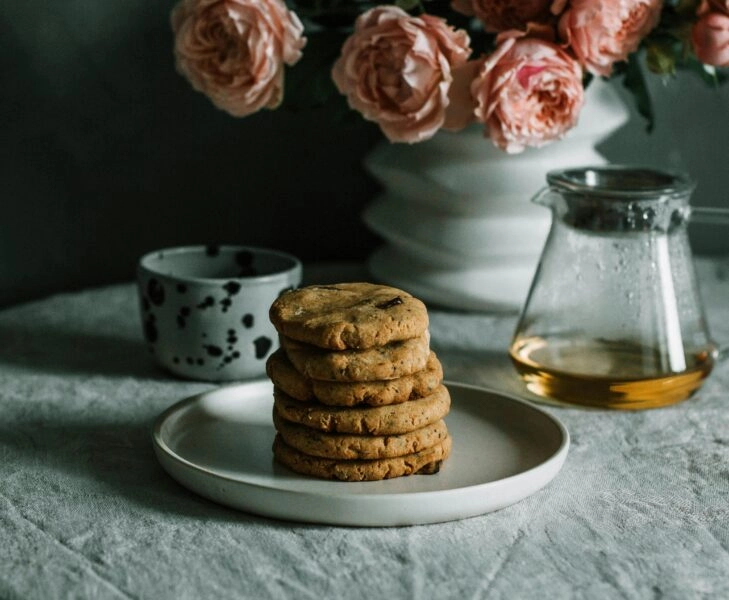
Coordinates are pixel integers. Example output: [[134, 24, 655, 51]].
[[1, 259, 728, 599]]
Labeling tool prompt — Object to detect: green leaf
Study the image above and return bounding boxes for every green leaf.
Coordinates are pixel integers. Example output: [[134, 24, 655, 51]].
[[621, 53, 655, 133], [673, 0, 702, 17], [681, 55, 729, 86], [645, 40, 677, 76], [283, 30, 346, 111], [395, 0, 421, 10]]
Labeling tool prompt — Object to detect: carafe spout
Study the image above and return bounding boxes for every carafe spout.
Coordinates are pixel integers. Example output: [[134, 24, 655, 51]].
[[530, 186, 559, 209]]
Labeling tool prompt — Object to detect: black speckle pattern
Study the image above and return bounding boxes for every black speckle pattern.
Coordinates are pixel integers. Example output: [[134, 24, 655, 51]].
[[197, 296, 215, 310], [242, 314, 254, 328], [147, 278, 165, 306], [254, 336, 272, 359], [223, 281, 241, 296], [144, 315, 158, 343], [235, 250, 258, 277], [198, 336, 246, 371], [218, 281, 243, 313], [177, 283, 188, 293], [177, 306, 191, 329]]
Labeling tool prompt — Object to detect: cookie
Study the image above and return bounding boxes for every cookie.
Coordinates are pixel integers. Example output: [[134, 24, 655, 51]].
[[273, 411, 449, 460], [273, 384, 451, 435], [269, 283, 429, 350], [266, 348, 444, 406], [266, 348, 315, 402], [273, 434, 452, 481], [279, 333, 430, 382]]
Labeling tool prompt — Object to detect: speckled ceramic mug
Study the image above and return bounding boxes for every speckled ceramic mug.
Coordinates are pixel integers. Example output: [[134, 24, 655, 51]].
[[137, 245, 302, 381]]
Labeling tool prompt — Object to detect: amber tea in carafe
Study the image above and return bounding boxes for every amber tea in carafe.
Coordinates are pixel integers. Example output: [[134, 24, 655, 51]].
[[510, 166, 717, 410]]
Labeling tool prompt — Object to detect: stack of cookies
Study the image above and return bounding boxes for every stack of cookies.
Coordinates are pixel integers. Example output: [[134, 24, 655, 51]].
[[267, 282, 452, 482]]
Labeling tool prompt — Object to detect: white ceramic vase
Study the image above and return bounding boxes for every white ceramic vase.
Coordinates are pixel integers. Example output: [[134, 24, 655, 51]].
[[363, 79, 630, 312]]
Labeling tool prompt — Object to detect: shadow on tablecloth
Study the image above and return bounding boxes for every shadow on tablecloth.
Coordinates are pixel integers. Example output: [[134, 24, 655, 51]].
[[0, 417, 306, 527], [0, 321, 173, 380]]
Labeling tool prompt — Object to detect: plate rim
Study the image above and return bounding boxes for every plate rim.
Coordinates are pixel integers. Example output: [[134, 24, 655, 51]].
[[152, 380, 569, 508], [152, 378, 571, 527]]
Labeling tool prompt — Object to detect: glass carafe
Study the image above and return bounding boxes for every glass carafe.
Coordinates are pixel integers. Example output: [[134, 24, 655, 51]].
[[509, 166, 717, 410]]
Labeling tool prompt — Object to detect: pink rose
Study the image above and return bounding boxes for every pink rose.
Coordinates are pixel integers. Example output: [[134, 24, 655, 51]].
[[451, 0, 553, 32], [331, 6, 471, 144], [559, 0, 662, 76], [692, 11, 729, 66], [472, 36, 584, 153], [171, 0, 306, 117]]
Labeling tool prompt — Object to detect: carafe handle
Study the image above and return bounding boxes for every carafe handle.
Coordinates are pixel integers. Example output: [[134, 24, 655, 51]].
[[690, 206, 729, 225], [691, 206, 729, 362], [716, 346, 729, 363]]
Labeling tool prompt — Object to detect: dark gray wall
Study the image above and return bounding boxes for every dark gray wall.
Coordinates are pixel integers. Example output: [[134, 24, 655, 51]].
[[600, 71, 729, 254], [2, 2, 728, 307], [0, 1, 381, 307]]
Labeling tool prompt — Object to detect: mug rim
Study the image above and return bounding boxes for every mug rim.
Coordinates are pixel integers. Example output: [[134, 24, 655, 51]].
[[137, 245, 302, 285]]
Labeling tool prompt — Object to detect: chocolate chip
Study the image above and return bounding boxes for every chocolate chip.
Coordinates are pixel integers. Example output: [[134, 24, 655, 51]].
[[376, 296, 403, 309]]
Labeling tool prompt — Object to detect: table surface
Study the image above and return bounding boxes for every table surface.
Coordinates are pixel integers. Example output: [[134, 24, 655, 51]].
[[2, 259, 729, 599]]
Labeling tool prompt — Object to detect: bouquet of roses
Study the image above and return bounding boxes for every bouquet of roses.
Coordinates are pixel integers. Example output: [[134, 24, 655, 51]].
[[170, 0, 728, 153]]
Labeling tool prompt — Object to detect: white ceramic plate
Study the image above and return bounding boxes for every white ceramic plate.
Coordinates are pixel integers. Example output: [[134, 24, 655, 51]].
[[153, 380, 569, 526]]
